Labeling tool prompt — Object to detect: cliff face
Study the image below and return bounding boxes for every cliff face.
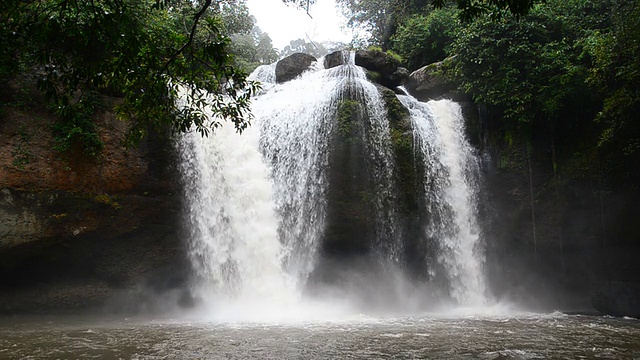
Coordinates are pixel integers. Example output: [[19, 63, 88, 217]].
[[0, 90, 188, 313], [479, 130, 640, 312]]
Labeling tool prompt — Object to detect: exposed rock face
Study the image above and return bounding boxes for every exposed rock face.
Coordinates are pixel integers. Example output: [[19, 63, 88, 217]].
[[354, 50, 409, 88], [473, 102, 640, 313], [275, 53, 317, 83], [324, 50, 348, 69], [405, 61, 452, 100], [0, 189, 187, 313], [0, 92, 188, 314]]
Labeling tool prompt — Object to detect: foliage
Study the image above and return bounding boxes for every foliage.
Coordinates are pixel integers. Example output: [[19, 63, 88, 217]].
[[228, 26, 279, 73], [337, 100, 359, 138], [282, 0, 540, 48], [390, 7, 459, 69], [51, 92, 104, 157], [446, 0, 609, 136], [219, 0, 254, 34], [94, 193, 122, 210], [12, 125, 33, 170], [222, 0, 279, 73], [584, 0, 640, 175], [1, 0, 260, 153], [366, 46, 404, 64], [281, 39, 329, 58], [432, 0, 540, 22]]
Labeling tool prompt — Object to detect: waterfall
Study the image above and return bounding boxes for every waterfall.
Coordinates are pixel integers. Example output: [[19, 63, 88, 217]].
[[255, 62, 336, 283], [177, 112, 297, 310], [400, 96, 487, 305], [177, 52, 488, 316]]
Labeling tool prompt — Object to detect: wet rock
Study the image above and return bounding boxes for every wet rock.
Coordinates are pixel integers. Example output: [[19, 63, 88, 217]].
[[275, 53, 317, 83], [404, 60, 453, 100], [354, 49, 408, 88], [324, 50, 348, 69]]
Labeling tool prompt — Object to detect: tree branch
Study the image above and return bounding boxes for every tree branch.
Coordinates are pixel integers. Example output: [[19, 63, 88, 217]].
[[163, 0, 213, 71]]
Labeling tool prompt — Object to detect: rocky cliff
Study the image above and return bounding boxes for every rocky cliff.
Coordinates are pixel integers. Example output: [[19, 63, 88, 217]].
[[0, 85, 189, 314]]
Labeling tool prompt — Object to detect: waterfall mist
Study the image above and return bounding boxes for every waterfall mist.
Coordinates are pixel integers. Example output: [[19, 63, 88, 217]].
[[177, 52, 492, 321]]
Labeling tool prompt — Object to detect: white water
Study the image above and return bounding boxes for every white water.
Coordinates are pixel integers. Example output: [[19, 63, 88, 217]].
[[178, 53, 489, 320], [400, 96, 487, 305], [177, 114, 298, 310]]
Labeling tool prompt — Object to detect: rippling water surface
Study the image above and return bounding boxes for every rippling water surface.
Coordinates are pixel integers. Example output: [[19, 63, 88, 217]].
[[1, 312, 639, 359]]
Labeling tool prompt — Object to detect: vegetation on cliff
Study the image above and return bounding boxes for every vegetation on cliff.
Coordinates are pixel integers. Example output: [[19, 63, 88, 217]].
[[0, 0, 267, 153]]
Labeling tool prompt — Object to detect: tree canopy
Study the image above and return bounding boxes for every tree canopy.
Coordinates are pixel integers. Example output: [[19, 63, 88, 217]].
[[1, 0, 260, 151]]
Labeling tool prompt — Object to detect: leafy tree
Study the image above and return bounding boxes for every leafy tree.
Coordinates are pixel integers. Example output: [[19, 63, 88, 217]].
[[431, 0, 539, 22], [280, 38, 329, 58], [255, 29, 279, 64], [447, 1, 608, 130], [584, 0, 640, 181], [219, 0, 254, 35], [228, 26, 279, 72], [283, 0, 540, 47], [1, 0, 259, 151], [390, 7, 459, 69]]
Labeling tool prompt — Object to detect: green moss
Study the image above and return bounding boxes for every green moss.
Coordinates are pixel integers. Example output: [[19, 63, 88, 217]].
[[365, 70, 381, 83], [380, 88, 410, 129], [12, 125, 32, 170], [365, 46, 404, 64], [390, 128, 412, 154], [337, 99, 360, 139], [50, 213, 68, 221], [384, 49, 403, 64], [93, 193, 121, 210]]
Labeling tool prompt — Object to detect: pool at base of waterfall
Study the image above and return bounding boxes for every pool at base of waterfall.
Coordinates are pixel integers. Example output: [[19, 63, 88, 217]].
[[1, 313, 639, 359]]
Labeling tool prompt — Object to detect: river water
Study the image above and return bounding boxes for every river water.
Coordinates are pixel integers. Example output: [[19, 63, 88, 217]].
[[1, 312, 639, 359]]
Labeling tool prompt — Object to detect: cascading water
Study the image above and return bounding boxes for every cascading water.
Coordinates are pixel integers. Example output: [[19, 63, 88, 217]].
[[177, 118, 297, 309], [178, 51, 489, 318], [400, 95, 487, 305]]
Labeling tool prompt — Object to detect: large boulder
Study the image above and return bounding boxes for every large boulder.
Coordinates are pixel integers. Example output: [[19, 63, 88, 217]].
[[404, 60, 454, 100], [324, 50, 349, 69], [275, 53, 317, 83], [354, 49, 409, 88]]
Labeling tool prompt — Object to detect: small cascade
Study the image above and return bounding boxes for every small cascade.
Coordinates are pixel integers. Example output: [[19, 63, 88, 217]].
[[400, 95, 487, 305]]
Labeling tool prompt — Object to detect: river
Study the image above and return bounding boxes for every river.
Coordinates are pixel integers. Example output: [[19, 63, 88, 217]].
[[1, 312, 639, 359]]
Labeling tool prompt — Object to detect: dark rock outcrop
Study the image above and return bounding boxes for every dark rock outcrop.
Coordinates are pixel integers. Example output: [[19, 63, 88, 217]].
[[275, 53, 317, 83], [592, 282, 640, 318], [324, 50, 348, 69], [354, 49, 408, 88]]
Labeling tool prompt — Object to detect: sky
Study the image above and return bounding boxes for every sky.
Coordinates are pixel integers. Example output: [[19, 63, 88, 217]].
[[246, 0, 353, 50]]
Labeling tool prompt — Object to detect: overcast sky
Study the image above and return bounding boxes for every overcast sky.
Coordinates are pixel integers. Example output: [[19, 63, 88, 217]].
[[246, 0, 353, 50]]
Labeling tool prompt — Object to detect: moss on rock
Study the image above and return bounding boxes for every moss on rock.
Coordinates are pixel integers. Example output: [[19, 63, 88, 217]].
[[336, 99, 361, 141]]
